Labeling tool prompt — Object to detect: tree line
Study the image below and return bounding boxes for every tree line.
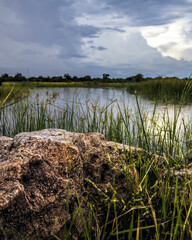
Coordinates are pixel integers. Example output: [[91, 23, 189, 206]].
[[0, 72, 186, 85]]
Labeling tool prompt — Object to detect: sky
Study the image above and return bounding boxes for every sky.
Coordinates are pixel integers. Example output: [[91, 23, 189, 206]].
[[1, 0, 192, 78]]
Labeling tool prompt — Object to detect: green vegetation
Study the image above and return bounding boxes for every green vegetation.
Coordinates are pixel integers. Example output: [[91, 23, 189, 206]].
[[3, 81, 130, 89], [127, 77, 191, 103], [1, 78, 192, 239], [51, 150, 192, 240], [50, 81, 192, 239], [0, 82, 29, 110], [0, 72, 188, 86]]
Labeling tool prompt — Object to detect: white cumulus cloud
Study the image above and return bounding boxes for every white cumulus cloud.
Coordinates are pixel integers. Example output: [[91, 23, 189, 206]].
[[141, 18, 192, 61]]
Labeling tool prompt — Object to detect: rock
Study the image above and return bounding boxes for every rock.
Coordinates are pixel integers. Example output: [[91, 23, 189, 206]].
[[0, 136, 13, 162], [0, 129, 157, 239], [161, 166, 192, 201]]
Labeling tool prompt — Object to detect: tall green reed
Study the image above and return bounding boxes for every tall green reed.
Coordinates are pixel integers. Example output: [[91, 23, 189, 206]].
[[127, 77, 192, 103]]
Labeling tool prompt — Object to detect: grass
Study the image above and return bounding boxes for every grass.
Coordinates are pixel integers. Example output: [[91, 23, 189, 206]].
[[49, 149, 192, 240], [0, 82, 29, 111], [127, 77, 191, 103], [1, 81, 192, 239], [2, 81, 131, 89]]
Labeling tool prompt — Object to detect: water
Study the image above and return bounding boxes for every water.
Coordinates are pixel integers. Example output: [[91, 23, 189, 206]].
[[28, 87, 158, 114], [27, 87, 192, 121]]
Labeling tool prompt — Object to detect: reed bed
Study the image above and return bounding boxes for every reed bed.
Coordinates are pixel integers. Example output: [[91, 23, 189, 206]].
[[127, 78, 191, 103], [1, 83, 192, 239]]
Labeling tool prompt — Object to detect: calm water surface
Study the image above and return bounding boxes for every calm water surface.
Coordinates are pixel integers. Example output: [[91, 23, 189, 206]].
[[28, 87, 192, 122]]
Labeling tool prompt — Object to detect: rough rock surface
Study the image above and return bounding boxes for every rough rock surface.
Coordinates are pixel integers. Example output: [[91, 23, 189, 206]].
[[0, 129, 158, 239]]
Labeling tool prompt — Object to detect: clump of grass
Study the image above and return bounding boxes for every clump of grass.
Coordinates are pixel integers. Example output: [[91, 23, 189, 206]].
[[127, 77, 191, 103], [49, 149, 192, 240]]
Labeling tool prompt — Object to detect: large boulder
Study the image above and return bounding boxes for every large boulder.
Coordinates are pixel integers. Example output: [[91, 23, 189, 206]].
[[0, 129, 158, 239]]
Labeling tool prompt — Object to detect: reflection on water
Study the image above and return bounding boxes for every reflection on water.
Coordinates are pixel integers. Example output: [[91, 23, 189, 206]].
[[28, 87, 153, 113], [28, 87, 192, 122]]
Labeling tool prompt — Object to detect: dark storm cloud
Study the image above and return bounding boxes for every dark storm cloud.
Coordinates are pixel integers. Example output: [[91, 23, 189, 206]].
[[21, 49, 41, 55], [104, 0, 192, 26], [77, 25, 100, 38], [0, 0, 101, 60]]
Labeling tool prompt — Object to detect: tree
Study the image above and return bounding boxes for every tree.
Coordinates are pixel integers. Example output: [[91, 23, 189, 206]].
[[1, 73, 9, 85], [84, 75, 91, 81], [72, 76, 78, 81], [64, 73, 71, 81], [1, 73, 9, 78], [14, 73, 26, 81], [103, 74, 110, 79], [134, 73, 143, 82]]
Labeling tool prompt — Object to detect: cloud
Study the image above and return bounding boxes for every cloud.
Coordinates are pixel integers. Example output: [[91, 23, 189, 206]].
[[0, 0, 192, 78], [87, 40, 94, 44], [90, 46, 108, 51], [141, 18, 192, 61], [0, 0, 102, 75], [106, 27, 125, 33], [98, 46, 108, 51], [103, 0, 192, 26], [81, 30, 192, 77]]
